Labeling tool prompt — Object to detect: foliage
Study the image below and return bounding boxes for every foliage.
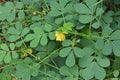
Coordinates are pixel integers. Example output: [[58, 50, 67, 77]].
[[0, 0, 120, 80]]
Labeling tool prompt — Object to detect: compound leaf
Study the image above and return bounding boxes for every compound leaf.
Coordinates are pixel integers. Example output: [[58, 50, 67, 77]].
[[65, 51, 75, 67]]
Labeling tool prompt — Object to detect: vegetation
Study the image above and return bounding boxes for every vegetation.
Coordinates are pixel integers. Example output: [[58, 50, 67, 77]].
[[0, 0, 120, 80]]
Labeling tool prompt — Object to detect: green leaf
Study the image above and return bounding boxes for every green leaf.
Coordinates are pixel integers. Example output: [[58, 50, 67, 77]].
[[5, 2, 14, 10], [33, 27, 44, 34], [21, 28, 30, 37], [81, 62, 106, 80], [96, 39, 104, 50], [74, 3, 91, 14], [94, 63, 106, 80], [49, 9, 61, 17], [59, 66, 72, 76], [15, 64, 31, 80], [73, 47, 85, 57], [1, 44, 9, 51], [81, 62, 95, 80], [0, 6, 8, 20], [60, 65, 78, 76], [0, 73, 12, 80], [102, 25, 113, 37], [83, 47, 94, 55], [110, 30, 120, 40], [63, 22, 73, 32], [103, 15, 113, 23], [8, 35, 20, 42], [30, 63, 40, 76], [15, 22, 23, 32], [102, 41, 112, 55], [7, 27, 19, 34], [24, 57, 32, 64], [47, 41, 57, 52], [32, 16, 40, 21], [16, 41, 22, 47], [44, 24, 52, 32], [30, 22, 41, 30], [12, 51, 18, 59], [79, 56, 94, 67], [92, 22, 101, 29], [49, 0, 70, 17], [16, 2, 23, 9], [15, 63, 40, 80], [24, 34, 35, 42], [10, 43, 15, 50], [106, 10, 114, 17], [18, 11, 25, 19], [96, 7, 104, 16], [65, 15, 73, 20], [59, 47, 72, 57], [84, 0, 97, 9], [49, 32, 55, 40], [63, 3, 72, 13], [0, 51, 6, 62], [96, 57, 110, 67], [50, 1, 59, 10], [6, 12, 15, 22], [4, 52, 11, 63], [112, 41, 120, 57], [40, 34, 48, 46], [55, 18, 63, 24], [30, 36, 41, 47], [66, 51, 75, 67], [59, 0, 69, 9], [22, 74, 31, 80], [113, 70, 119, 77], [79, 15, 92, 24], [62, 40, 72, 47], [69, 65, 79, 76]]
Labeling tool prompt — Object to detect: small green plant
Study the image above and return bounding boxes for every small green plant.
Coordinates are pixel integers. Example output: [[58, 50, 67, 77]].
[[0, 0, 120, 80]]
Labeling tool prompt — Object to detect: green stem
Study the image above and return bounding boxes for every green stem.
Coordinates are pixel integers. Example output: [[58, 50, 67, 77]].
[[94, 0, 103, 6], [0, 60, 24, 70], [61, 11, 66, 23], [38, 48, 60, 64], [43, 0, 50, 11], [39, 70, 59, 80], [45, 62, 59, 70], [20, 37, 27, 48]]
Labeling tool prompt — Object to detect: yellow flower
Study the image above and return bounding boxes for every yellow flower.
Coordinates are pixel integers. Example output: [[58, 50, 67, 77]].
[[23, 53, 28, 57], [27, 49, 32, 54], [32, 11, 36, 15], [55, 31, 66, 41]]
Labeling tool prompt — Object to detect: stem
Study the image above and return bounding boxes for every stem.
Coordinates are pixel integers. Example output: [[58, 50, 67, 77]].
[[45, 62, 59, 70], [61, 11, 66, 23], [39, 70, 59, 80], [28, 53, 37, 59], [94, 0, 103, 6], [69, 30, 104, 39], [50, 58, 59, 69], [20, 36, 27, 48], [0, 60, 24, 70], [43, 0, 50, 11], [38, 48, 60, 64]]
